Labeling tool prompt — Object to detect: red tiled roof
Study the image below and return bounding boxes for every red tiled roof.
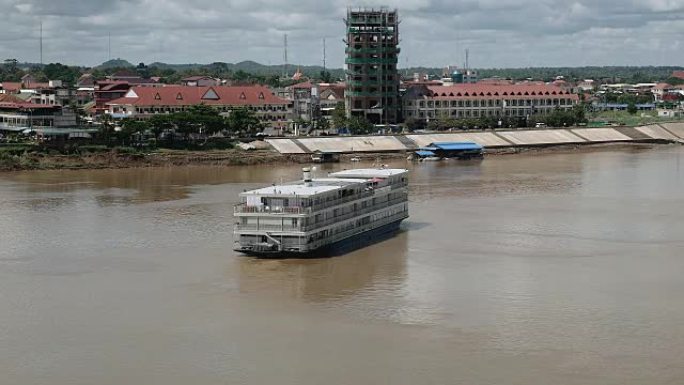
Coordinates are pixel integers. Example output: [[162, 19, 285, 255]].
[[654, 83, 673, 90], [291, 81, 313, 89], [0, 82, 22, 92], [107, 85, 289, 107], [478, 78, 515, 85], [0, 94, 25, 103], [0, 94, 59, 109], [319, 83, 345, 99], [21, 82, 51, 90], [0, 81, 51, 91], [97, 81, 132, 92], [111, 69, 139, 78], [403, 80, 443, 86], [424, 84, 578, 100], [672, 71, 684, 79], [182, 76, 215, 81]]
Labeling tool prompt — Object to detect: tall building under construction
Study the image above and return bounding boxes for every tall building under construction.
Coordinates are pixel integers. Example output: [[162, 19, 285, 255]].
[[345, 7, 400, 124]]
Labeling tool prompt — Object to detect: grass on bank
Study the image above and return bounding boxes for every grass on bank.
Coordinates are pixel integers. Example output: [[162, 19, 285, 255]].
[[588, 111, 684, 127]]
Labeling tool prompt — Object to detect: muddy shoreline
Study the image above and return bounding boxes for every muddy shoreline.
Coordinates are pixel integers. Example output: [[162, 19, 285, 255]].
[[0, 142, 674, 172]]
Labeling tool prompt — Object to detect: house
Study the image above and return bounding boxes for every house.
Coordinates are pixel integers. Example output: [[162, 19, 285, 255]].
[[76, 74, 96, 88], [672, 71, 684, 80], [106, 85, 292, 128], [180, 76, 220, 87], [290, 81, 315, 121], [576, 79, 595, 92], [652, 83, 674, 102], [107, 70, 160, 87], [0, 82, 22, 94], [0, 94, 77, 132], [318, 82, 345, 121], [94, 81, 132, 115], [657, 109, 681, 118]]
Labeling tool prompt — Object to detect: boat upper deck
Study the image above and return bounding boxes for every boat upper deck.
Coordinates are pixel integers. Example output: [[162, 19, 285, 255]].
[[328, 168, 408, 179], [239, 168, 408, 199], [240, 178, 367, 198]]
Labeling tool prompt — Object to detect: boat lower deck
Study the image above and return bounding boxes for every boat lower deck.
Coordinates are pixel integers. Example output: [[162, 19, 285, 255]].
[[235, 218, 406, 258]]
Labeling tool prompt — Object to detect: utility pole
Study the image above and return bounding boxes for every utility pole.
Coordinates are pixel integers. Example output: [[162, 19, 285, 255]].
[[39, 21, 43, 65], [108, 32, 111, 61], [322, 38, 326, 75], [465, 48, 469, 82], [283, 33, 288, 78]]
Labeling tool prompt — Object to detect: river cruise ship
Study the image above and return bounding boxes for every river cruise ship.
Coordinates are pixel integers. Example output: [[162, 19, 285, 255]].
[[233, 167, 409, 256]]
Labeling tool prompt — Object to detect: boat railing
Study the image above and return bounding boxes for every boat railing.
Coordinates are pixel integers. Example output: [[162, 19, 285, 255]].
[[311, 190, 375, 212], [235, 224, 301, 232], [302, 195, 407, 231], [234, 203, 311, 215], [306, 211, 409, 250], [234, 183, 406, 215]]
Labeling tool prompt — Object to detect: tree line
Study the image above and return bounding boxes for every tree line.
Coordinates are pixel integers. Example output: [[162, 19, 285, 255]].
[[99, 105, 264, 147], [404, 104, 588, 131], [1, 59, 340, 88], [5, 58, 683, 87]]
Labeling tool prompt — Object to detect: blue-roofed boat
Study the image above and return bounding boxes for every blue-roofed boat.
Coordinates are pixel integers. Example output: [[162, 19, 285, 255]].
[[412, 141, 484, 160]]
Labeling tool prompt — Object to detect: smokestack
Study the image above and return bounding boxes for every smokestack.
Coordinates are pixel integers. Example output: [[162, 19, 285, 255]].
[[302, 167, 312, 185]]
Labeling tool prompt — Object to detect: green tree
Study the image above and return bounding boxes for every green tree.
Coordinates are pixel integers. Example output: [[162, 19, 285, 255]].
[[319, 70, 332, 83], [117, 119, 149, 145], [227, 108, 263, 135], [136, 62, 151, 79], [148, 114, 174, 137], [404, 117, 426, 132], [572, 103, 587, 124], [187, 105, 227, 135], [98, 114, 116, 144], [627, 101, 638, 115], [346, 116, 373, 135], [266, 75, 281, 88], [43, 63, 81, 84], [331, 102, 347, 129], [316, 118, 330, 132], [233, 70, 250, 82]]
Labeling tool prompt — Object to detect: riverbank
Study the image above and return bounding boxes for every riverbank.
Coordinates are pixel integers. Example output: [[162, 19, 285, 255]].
[[1, 142, 676, 172], [0, 149, 296, 172]]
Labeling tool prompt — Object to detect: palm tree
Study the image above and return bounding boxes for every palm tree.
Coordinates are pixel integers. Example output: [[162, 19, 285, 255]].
[[99, 114, 115, 145]]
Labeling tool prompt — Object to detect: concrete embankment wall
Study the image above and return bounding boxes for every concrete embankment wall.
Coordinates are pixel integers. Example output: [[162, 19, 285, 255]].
[[266, 124, 684, 154]]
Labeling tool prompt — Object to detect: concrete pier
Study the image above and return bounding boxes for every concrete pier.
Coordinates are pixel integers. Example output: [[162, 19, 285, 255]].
[[265, 124, 684, 154]]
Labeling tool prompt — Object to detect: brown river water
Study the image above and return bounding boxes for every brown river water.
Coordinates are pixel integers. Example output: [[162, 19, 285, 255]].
[[1, 145, 683, 385]]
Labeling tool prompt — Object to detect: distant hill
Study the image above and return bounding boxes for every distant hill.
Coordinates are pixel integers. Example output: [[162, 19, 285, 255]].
[[97, 59, 134, 69], [91, 59, 684, 83], [140, 60, 345, 79]]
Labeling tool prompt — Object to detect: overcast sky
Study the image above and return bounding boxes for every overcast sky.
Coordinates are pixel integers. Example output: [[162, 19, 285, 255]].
[[1, 0, 683, 68]]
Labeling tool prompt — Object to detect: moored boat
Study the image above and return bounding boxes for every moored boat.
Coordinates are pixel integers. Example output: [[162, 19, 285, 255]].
[[233, 167, 409, 257]]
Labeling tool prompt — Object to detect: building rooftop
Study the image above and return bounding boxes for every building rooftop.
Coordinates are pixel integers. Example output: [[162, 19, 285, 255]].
[[425, 84, 576, 99], [240, 169, 407, 198], [108, 85, 289, 107], [241, 178, 368, 198], [426, 142, 483, 151], [329, 168, 408, 179]]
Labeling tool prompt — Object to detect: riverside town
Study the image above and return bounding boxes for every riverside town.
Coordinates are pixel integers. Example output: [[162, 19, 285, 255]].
[[1, 7, 684, 170]]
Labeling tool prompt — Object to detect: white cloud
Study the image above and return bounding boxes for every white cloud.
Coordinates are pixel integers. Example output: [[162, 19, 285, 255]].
[[0, 0, 682, 67]]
